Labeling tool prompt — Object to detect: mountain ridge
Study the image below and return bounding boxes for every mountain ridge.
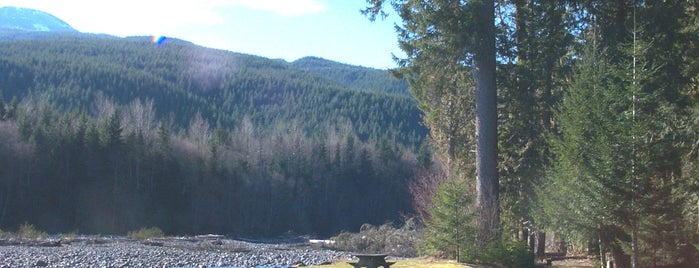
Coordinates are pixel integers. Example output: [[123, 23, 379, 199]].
[[0, 6, 77, 32], [0, 7, 395, 71], [292, 56, 409, 95]]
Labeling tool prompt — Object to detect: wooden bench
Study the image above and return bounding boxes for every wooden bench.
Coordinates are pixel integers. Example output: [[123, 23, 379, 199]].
[[348, 254, 395, 268]]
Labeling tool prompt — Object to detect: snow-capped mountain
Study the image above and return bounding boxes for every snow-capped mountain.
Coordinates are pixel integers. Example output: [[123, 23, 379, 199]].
[[0, 6, 76, 32]]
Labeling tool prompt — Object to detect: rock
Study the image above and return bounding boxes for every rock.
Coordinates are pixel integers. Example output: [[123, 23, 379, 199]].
[[291, 261, 307, 267], [0, 237, 353, 267], [142, 240, 164, 247], [0, 239, 20, 246], [38, 240, 61, 247], [195, 234, 225, 240]]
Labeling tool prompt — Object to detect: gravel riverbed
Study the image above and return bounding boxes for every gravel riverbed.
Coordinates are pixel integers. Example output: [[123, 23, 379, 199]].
[[0, 237, 350, 268]]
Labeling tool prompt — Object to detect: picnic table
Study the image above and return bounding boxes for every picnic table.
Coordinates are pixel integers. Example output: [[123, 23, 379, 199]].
[[348, 254, 395, 268]]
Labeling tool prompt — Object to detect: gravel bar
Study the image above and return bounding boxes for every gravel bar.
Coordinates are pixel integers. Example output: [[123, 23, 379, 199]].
[[0, 237, 351, 268]]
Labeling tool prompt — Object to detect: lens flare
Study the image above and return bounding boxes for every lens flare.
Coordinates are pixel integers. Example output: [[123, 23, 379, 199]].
[[152, 35, 166, 46]]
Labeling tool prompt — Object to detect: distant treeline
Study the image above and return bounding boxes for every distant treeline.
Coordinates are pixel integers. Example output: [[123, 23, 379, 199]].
[[0, 35, 429, 236], [0, 97, 427, 236]]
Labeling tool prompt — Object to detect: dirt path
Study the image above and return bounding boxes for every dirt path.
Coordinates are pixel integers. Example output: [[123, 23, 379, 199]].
[[552, 257, 595, 268]]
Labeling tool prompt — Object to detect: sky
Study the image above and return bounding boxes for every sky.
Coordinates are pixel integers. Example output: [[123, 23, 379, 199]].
[[0, 0, 404, 69]]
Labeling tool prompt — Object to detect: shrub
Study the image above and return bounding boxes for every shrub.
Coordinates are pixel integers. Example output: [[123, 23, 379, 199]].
[[482, 239, 536, 268], [331, 218, 421, 257], [420, 177, 477, 262], [127, 226, 165, 240], [61, 230, 79, 239], [17, 222, 47, 239]]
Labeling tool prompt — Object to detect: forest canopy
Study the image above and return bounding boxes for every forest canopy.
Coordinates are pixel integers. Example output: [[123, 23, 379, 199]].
[[363, 0, 699, 267], [0, 34, 427, 237]]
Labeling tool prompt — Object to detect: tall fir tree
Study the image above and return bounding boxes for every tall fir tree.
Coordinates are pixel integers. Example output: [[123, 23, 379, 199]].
[[497, 1, 572, 255], [365, 0, 500, 254], [543, 20, 694, 265]]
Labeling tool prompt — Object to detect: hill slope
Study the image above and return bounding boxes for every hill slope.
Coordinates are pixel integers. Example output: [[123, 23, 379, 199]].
[[0, 35, 425, 146], [292, 56, 409, 95], [0, 34, 426, 237]]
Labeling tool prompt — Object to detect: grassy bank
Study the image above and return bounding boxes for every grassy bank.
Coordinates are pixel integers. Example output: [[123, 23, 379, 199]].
[[309, 257, 491, 268]]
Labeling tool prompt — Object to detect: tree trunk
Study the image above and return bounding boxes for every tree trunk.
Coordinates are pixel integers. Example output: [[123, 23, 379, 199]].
[[515, 0, 528, 63], [599, 234, 606, 268], [474, 0, 500, 252], [518, 225, 529, 242], [631, 226, 638, 268], [537, 231, 546, 258]]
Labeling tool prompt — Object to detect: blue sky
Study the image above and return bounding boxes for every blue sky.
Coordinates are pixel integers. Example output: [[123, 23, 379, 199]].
[[0, 0, 403, 69]]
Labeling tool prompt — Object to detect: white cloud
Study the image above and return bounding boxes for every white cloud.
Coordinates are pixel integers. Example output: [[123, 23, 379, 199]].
[[0, 0, 326, 37], [0, 0, 224, 36], [223, 0, 326, 16]]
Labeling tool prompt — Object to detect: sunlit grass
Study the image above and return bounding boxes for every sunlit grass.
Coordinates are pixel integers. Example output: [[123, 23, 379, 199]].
[[309, 257, 491, 268], [126, 226, 165, 240], [17, 222, 47, 239]]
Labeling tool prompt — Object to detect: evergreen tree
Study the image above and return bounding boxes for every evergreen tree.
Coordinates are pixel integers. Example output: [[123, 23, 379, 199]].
[[497, 1, 572, 254], [543, 26, 693, 265], [100, 110, 124, 231], [101, 110, 123, 149], [0, 92, 6, 120], [6, 97, 17, 120], [540, 43, 623, 264], [423, 177, 476, 262], [365, 0, 500, 253]]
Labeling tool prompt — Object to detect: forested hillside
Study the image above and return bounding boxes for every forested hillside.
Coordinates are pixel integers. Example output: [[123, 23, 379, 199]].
[[292, 56, 410, 95], [0, 34, 428, 237], [0, 35, 425, 146]]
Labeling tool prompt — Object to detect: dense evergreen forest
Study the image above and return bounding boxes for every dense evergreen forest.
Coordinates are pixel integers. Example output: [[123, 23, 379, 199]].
[[365, 0, 699, 267], [0, 35, 425, 146], [291, 56, 410, 95], [0, 33, 429, 237]]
